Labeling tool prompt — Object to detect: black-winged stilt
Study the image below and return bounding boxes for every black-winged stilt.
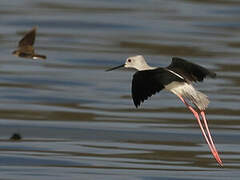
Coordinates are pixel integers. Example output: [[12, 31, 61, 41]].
[[12, 27, 46, 60], [106, 55, 223, 166]]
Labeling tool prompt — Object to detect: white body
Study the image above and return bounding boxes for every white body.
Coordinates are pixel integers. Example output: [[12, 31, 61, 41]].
[[165, 82, 209, 110]]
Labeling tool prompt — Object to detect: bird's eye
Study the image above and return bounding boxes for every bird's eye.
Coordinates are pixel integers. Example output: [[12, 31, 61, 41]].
[[128, 59, 131, 63]]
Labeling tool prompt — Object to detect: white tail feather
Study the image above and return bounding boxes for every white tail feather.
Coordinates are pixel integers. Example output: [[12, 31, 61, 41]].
[[165, 82, 209, 110]]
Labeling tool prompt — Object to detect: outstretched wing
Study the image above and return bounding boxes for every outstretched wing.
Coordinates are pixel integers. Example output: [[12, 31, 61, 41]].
[[132, 68, 185, 108], [18, 27, 36, 47], [167, 57, 216, 82]]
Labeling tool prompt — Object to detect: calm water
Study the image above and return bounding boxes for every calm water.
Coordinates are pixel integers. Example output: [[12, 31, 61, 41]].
[[0, 0, 240, 179]]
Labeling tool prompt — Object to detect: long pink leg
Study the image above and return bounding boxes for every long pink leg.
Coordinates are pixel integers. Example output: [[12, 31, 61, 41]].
[[177, 95, 223, 166], [200, 111, 217, 152], [200, 111, 223, 166]]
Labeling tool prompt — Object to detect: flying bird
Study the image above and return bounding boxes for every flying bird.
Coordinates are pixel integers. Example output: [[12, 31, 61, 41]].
[[106, 55, 223, 166], [12, 27, 46, 60]]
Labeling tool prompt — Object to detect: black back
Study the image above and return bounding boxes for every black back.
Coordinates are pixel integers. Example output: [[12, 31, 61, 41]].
[[167, 57, 216, 82], [132, 68, 185, 108]]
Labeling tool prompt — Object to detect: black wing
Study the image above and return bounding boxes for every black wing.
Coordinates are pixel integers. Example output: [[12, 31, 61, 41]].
[[167, 57, 216, 82], [132, 68, 185, 108], [18, 27, 36, 47]]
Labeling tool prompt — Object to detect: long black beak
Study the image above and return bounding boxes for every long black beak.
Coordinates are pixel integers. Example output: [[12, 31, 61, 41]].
[[106, 64, 125, 71]]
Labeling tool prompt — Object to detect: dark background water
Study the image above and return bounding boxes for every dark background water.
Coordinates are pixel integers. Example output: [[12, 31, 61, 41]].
[[0, 0, 240, 179]]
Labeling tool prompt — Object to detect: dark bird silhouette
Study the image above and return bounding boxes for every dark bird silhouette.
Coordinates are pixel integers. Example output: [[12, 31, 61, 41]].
[[10, 133, 22, 141], [12, 27, 46, 60]]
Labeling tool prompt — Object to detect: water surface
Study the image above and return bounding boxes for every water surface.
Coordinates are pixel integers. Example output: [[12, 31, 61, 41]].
[[0, 0, 240, 179]]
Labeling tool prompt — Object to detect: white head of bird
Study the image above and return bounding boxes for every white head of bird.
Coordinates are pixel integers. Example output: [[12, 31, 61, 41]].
[[106, 55, 154, 71]]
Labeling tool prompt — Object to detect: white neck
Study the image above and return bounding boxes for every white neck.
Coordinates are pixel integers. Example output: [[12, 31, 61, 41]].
[[136, 62, 156, 71]]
